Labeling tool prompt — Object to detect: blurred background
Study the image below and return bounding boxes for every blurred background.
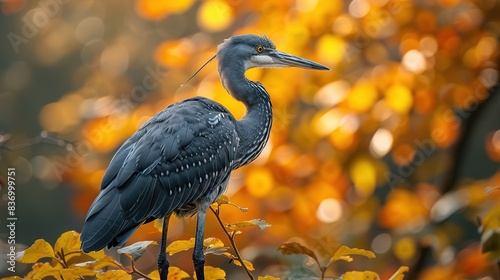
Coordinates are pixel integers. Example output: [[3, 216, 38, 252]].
[[0, 0, 500, 278]]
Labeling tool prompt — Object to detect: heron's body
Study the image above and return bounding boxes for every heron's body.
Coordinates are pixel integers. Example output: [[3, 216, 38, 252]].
[[81, 34, 328, 280]]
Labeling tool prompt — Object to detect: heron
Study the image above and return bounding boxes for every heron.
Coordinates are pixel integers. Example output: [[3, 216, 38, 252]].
[[80, 34, 329, 279]]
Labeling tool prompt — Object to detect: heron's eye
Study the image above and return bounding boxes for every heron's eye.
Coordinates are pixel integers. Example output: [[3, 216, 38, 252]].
[[256, 45, 264, 53]]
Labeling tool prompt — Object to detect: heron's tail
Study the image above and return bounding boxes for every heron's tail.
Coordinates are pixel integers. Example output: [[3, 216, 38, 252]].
[[80, 187, 139, 252]]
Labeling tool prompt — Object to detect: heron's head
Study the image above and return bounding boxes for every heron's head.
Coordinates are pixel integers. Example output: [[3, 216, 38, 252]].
[[217, 34, 330, 72]]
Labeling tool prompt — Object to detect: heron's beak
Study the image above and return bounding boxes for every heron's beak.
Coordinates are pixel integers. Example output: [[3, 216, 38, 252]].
[[267, 50, 330, 70]]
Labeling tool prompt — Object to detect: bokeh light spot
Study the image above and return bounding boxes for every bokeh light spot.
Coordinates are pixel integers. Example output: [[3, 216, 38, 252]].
[[317, 35, 345, 66], [385, 84, 413, 114], [349, 0, 370, 18], [314, 108, 343, 137], [245, 167, 274, 197], [350, 158, 377, 197], [369, 128, 393, 158], [371, 233, 392, 254], [136, 0, 194, 20], [346, 82, 378, 113], [40, 102, 75, 133], [316, 198, 343, 223], [197, 0, 233, 32], [402, 50, 427, 74], [392, 143, 415, 166], [486, 130, 500, 162], [394, 237, 416, 261], [314, 80, 350, 108]]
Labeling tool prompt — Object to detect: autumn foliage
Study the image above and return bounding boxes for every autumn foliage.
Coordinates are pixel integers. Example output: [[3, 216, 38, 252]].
[[1, 0, 500, 279], [5, 196, 408, 279]]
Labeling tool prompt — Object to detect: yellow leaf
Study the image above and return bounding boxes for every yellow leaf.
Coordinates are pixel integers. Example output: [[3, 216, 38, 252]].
[[193, 266, 226, 280], [233, 259, 255, 271], [332, 246, 376, 262], [213, 194, 248, 212], [336, 255, 354, 262], [28, 262, 62, 280], [204, 237, 224, 248], [53, 230, 83, 262], [222, 252, 236, 259], [147, 266, 190, 280], [149, 269, 161, 280], [226, 219, 270, 231], [1, 277, 23, 280], [167, 238, 195, 256], [60, 267, 96, 279], [258, 276, 281, 280], [482, 204, 500, 231], [278, 242, 320, 265], [96, 269, 132, 280], [72, 255, 121, 272], [168, 266, 191, 280], [154, 218, 164, 233], [216, 194, 230, 205], [54, 231, 81, 254], [388, 266, 410, 280], [341, 271, 380, 280], [17, 239, 55, 263], [85, 249, 105, 260]]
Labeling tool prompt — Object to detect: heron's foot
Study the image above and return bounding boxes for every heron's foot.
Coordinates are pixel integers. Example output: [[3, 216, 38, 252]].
[[158, 252, 169, 280]]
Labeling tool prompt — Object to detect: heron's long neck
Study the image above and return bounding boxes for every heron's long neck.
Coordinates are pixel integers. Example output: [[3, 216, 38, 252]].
[[220, 68, 272, 169]]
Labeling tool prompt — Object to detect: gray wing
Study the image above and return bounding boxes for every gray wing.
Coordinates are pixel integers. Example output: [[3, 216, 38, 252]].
[[81, 97, 238, 251]]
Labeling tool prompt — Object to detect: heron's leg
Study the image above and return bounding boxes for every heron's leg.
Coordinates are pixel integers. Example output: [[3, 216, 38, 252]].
[[158, 213, 172, 280], [193, 208, 207, 279]]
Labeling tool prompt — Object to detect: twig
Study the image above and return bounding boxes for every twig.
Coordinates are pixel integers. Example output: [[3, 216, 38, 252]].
[[210, 206, 255, 280], [131, 259, 152, 280]]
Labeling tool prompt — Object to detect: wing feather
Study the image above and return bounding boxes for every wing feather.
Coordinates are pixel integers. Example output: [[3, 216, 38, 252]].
[[81, 97, 239, 252]]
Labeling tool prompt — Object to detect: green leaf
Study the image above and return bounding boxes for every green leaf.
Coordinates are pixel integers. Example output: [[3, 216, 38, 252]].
[[17, 239, 55, 263], [117, 240, 157, 261]]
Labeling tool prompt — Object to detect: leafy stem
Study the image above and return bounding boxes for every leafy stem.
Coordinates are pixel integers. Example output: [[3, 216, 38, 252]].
[[130, 259, 152, 279], [210, 205, 255, 280]]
